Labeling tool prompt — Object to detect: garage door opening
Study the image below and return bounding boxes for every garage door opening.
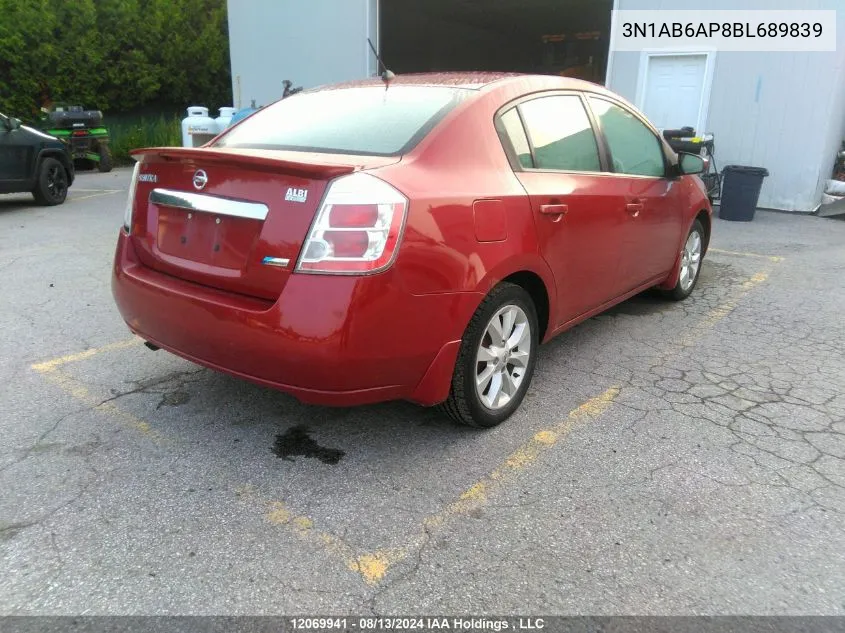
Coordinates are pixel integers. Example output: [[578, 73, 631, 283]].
[[380, 0, 612, 84]]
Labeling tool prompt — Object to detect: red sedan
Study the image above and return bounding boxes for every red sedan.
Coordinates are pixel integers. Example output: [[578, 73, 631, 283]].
[[112, 73, 711, 428]]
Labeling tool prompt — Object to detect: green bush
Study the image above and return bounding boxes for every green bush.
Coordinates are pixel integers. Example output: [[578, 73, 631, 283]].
[[109, 115, 182, 165], [0, 0, 230, 120]]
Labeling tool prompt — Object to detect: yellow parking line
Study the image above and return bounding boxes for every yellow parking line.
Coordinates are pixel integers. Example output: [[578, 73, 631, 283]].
[[30, 258, 779, 588], [252, 387, 620, 586], [700, 270, 769, 329], [265, 500, 361, 567], [675, 267, 775, 351], [36, 367, 167, 444], [710, 247, 784, 262], [263, 496, 428, 586], [69, 190, 122, 202], [352, 387, 620, 584], [31, 337, 141, 373], [342, 264, 780, 585], [32, 337, 163, 441], [230, 486, 360, 578]]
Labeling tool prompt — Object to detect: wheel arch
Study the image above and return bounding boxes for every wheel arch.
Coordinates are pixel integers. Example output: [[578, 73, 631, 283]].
[[657, 209, 711, 291], [36, 149, 74, 186], [410, 258, 555, 407], [695, 208, 711, 255], [501, 270, 551, 343], [472, 256, 557, 343]]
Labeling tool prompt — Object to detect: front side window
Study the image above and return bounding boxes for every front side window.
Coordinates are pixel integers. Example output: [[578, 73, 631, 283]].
[[588, 97, 665, 177], [517, 95, 601, 172]]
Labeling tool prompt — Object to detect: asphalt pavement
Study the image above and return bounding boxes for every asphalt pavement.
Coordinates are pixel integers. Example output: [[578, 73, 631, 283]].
[[1, 168, 844, 614]]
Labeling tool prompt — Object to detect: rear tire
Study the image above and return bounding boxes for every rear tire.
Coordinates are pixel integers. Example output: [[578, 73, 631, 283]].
[[439, 282, 538, 428], [97, 144, 113, 173], [663, 219, 705, 301], [32, 157, 69, 206]]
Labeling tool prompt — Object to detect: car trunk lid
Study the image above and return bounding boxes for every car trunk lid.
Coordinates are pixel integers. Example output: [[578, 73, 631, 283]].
[[127, 147, 398, 301]]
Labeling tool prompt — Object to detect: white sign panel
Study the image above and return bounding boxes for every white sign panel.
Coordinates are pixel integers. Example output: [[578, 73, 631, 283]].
[[611, 10, 836, 52]]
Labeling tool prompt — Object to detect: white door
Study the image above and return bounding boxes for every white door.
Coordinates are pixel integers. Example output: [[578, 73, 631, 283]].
[[640, 54, 708, 132]]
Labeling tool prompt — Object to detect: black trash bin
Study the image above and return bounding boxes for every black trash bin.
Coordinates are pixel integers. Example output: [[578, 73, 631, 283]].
[[719, 165, 769, 221]]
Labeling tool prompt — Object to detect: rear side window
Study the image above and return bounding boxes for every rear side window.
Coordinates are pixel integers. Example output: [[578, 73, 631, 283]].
[[588, 97, 665, 177], [518, 95, 601, 172], [215, 86, 473, 156], [499, 108, 533, 168]]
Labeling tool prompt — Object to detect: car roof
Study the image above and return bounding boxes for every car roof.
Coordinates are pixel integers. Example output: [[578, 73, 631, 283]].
[[324, 72, 523, 90], [314, 72, 610, 93]]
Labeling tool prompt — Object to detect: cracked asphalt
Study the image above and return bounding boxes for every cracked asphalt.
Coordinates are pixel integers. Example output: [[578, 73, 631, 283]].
[[1, 168, 844, 614]]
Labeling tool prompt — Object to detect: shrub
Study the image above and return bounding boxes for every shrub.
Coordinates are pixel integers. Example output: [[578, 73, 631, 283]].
[[109, 115, 182, 165]]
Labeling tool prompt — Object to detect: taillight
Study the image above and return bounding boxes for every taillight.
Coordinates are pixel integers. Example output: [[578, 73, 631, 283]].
[[123, 161, 141, 233], [296, 172, 408, 274]]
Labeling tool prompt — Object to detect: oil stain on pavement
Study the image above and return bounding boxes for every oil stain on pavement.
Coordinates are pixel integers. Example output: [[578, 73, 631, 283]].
[[273, 425, 345, 464]]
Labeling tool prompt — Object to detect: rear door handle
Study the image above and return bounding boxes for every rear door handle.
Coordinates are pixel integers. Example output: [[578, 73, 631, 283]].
[[539, 203, 568, 216], [626, 202, 644, 216]]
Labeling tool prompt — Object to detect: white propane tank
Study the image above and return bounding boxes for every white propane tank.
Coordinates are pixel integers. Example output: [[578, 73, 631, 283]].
[[181, 106, 216, 147], [215, 107, 237, 133]]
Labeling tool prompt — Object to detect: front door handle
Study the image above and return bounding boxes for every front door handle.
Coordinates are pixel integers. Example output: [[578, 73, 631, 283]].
[[539, 203, 568, 216], [626, 202, 644, 217]]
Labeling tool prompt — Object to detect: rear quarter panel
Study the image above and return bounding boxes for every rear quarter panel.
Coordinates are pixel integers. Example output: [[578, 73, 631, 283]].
[[372, 86, 557, 329]]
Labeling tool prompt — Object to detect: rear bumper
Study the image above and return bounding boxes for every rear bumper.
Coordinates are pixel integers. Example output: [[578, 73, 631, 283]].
[[111, 231, 480, 406]]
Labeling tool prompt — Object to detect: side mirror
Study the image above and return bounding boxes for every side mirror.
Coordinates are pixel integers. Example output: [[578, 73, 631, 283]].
[[678, 152, 705, 175]]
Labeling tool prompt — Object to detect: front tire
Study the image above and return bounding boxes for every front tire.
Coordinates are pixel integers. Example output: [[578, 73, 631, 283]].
[[439, 282, 539, 428], [32, 158, 69, 206], [664, 219, 705, 301]]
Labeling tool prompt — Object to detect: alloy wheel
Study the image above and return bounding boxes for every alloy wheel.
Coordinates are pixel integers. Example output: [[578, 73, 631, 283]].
[[46, 164, 68, 201], [475, 304, 531, 410], [679, 229, 702, 291]]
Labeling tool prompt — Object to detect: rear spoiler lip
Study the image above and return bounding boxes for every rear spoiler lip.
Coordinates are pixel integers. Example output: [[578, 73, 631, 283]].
[[130, 146, 358, 179]]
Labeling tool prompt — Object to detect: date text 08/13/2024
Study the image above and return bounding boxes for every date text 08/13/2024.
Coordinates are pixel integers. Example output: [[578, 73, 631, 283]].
[[289, 617, 547, 631]]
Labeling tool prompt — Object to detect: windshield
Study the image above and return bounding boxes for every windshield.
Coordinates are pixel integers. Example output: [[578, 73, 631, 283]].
[[214, 86, 474, 156]]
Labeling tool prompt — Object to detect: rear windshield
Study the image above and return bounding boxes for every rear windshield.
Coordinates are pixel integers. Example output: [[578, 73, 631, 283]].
[[214, 86, 474, 156]]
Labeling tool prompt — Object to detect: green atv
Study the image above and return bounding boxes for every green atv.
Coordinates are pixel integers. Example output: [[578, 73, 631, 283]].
[[39, 103, 112, 172]]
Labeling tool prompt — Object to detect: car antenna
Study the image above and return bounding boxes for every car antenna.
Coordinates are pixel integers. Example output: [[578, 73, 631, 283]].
[[282, 79, 303, 99], [367, 38, 395, 87]]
